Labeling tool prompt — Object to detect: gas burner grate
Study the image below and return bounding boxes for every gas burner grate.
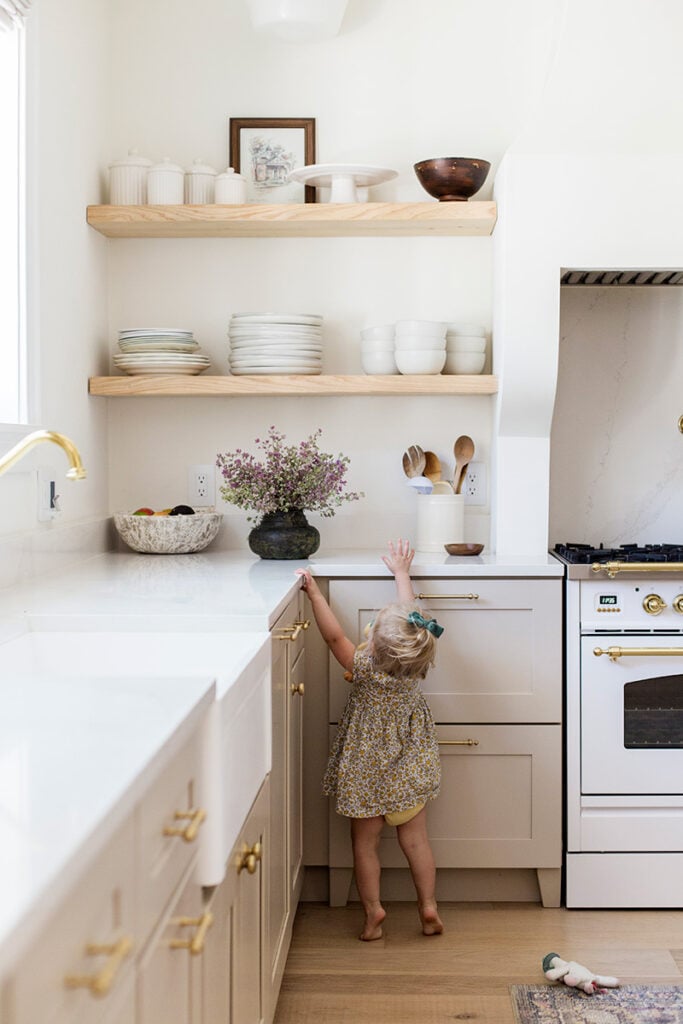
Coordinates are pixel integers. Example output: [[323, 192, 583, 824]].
[[553, 542, 683, 564], [561, 270, 683, 286]]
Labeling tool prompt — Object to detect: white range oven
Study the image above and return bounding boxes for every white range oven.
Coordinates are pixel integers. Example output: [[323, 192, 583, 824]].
[[554, 543, 683, 908]]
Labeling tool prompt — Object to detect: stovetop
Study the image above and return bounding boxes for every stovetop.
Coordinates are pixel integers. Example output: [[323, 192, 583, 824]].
[[553, 543, 683, 565]]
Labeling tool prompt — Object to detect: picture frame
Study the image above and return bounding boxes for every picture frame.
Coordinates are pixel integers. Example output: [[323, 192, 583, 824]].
[[229, 117, 317, 204]]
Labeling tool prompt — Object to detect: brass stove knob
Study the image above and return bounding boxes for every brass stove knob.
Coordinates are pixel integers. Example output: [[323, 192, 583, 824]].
[[673, 595, 683, 614], [643, 593, 667, 615]]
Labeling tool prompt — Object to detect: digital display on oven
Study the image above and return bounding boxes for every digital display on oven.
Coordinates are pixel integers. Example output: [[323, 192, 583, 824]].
[[599, 595, 618, 605]]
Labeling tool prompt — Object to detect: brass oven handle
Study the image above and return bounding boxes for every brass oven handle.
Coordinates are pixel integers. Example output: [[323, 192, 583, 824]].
[[594, 646, 683, 661], [415, 593, 479, 601], [592, 561, 683, 578], [169, 911, 214, 955], [274, 619, 310, 642], [438, 739, 479, 746], [64, 935, 133, 997], [163, 807, 207, 842]]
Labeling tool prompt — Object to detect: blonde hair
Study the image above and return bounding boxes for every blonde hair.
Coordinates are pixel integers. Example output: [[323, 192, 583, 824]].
[[367, 602, 437, 680]]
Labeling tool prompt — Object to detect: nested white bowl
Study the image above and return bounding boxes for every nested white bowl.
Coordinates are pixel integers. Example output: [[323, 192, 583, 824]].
[[361, 350, 398, 374], [395, 334, 446, 351], [113, 511, 223, 553], [446, 335, 486, 353], [395, 349, 446, 374], [395, 320, 446, 338], [446, 321, 486, 337], [360, 324, 394, 342], [361, 336, 395, 352], [444, 352, 486, 375]]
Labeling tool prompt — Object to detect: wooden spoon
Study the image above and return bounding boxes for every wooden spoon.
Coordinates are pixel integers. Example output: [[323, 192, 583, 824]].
[[423, 450, 442, 484], [402, 445, 426, 478], [452, 435, 475, 492]]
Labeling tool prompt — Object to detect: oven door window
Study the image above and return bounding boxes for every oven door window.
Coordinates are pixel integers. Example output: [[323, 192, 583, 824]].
[[624, 674, 683, 748]]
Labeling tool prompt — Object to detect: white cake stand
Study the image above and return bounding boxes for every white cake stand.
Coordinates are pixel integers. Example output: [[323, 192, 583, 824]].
[[287, 163, 398, 202]]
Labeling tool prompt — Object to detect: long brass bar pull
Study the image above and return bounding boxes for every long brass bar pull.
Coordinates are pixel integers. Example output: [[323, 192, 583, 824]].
[[163, 807, 207, 842], [64, 935, 133, 997], [594, 646, 683, 661], [438, 739, 479, 746], [592, 561, 683, 578], [415, 593, 479, 601], [169, 912, 214, 955]]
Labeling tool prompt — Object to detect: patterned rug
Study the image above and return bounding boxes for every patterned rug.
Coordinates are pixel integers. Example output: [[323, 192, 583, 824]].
[[510, 984, 683, 1023]]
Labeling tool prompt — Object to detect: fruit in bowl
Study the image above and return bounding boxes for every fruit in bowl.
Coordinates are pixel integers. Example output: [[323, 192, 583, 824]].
[[413, 157, 491, 202], [114, 507, 222, 554]]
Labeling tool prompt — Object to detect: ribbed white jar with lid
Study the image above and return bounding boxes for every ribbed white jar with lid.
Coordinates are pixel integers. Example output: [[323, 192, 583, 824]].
[[185, 158, 217, 203], [215, 168, 247, 204], [108, 149, 152, 204], [416, 493, 464, 552], [147, 158, 184, 204]]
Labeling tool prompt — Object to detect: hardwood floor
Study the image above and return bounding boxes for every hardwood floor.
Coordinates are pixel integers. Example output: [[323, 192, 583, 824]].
[[274, 901, 683, 1023]]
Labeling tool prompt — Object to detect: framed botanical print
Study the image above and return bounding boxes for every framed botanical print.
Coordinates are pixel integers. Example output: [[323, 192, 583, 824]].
[[229, 117, 317, 204]]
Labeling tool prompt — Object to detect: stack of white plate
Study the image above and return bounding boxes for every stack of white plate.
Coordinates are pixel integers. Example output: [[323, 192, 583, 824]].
[[114, 328, 211, 376], [227, 313, 323, 375]]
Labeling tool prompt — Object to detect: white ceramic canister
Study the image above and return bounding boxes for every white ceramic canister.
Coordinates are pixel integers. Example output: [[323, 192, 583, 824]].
[[215, 168, 247, 204], [147, 158, 185, 204], [416, 493, 464, 552], [185, 158, 217, 204], [108, 149, 152, 204]]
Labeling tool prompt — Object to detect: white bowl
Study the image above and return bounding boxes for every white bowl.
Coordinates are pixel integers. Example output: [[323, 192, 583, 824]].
[[361, 351, 398, 374], [444, 352, 486, 375], [446, 321, 486, 337], [360, 324, 394, 342], [113, 511, 223, 553], [361, 337, 395, 352], [446, 335, 486, 353], [395, 320, 446, 338], [395, 349, 446, 374], [395, 334, 446, 351]]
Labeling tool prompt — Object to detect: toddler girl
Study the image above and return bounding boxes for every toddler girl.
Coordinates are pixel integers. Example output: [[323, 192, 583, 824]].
[[296, 539, 444, 941]]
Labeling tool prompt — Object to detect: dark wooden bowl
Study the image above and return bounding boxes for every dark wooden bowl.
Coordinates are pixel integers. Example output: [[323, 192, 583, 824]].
[[444, 542, 484, 556], [414, 158, 491, 202]]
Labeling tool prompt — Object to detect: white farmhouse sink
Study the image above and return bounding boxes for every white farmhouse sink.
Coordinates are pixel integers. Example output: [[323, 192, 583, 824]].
[[0, 630, 271, 885]]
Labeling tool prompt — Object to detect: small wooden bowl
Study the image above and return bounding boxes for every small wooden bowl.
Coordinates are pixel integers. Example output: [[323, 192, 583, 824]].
[[444, 543, 484, 556]]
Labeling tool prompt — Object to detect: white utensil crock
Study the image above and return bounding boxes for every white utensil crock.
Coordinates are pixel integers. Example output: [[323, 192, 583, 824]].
[[147, 158, 184, 204], [416, 493, 464, 552], [185, 158, 217, 203], [215, 169, 247, 204], [108, 149, 152, 204]]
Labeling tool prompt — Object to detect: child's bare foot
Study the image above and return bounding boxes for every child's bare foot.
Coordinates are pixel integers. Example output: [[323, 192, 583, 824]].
[[419, 901, 443, 936], [359, 903, 386, 941]]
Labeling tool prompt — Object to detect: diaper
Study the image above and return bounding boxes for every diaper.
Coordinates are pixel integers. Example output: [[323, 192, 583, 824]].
[[384, 802, 425, 826]]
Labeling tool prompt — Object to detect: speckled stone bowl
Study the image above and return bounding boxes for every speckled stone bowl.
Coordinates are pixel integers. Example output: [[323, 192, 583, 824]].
[[113, 511, 223, 554]]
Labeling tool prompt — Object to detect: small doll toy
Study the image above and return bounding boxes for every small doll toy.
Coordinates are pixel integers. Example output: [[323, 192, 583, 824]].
[[542, 953, 620, 995]]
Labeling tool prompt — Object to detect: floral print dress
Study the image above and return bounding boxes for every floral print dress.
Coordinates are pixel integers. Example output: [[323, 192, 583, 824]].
[[323, 647, 441, 818]]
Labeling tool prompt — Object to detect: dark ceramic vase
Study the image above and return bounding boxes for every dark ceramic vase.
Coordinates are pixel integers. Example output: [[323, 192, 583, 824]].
[[248, 509, 320, 560]]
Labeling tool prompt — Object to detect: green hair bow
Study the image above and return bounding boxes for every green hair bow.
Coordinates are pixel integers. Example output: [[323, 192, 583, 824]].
[[407, 610, 444, 638]]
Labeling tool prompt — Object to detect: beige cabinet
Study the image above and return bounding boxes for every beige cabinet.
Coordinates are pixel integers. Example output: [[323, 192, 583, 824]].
[[327, 577, 563, 908], [267, 594, 307, 1013]]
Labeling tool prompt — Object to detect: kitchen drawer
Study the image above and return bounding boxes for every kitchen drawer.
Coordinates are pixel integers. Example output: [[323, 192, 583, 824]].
[[13, 814, 136, 1024], [329, 578, 562, 723], [137, 725, 206, 948]]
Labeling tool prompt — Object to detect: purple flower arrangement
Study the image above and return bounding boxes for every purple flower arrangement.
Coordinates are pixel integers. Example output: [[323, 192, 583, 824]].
[[216, 426, 363, 524]]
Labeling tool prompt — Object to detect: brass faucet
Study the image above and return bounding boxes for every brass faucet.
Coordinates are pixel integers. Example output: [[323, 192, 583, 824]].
[[0, 430, 86, 480]]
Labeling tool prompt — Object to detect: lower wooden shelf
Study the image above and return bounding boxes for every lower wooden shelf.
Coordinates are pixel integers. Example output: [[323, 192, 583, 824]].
[[88, 374, 498, 397]]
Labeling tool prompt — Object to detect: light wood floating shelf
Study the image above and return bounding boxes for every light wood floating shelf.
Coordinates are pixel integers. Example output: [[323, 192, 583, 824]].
[[86, 202, 497, 238], [89, 375, 498, 397]]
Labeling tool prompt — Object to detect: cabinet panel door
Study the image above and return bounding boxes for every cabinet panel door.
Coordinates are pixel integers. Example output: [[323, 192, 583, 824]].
[[329, 579, 562, 723], [230, 784, 267, 1024], [288, 645, 305, 904], [267, 610, 289, 998]]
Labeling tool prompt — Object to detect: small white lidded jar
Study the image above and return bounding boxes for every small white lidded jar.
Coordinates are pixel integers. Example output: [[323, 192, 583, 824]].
[[215, 168, 247, 204], [185, 158, 217, 204], [147, 158, 184, 204], [108, 148, 152, 204]]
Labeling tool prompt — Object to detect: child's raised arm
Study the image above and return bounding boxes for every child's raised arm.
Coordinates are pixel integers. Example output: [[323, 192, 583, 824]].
[[295, 568, 356, 672], [381, 538, 416, 603]]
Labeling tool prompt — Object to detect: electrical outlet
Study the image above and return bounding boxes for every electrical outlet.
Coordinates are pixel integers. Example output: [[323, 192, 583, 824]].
[[462, 462, 486, 506], [188, 464, 215, 506]]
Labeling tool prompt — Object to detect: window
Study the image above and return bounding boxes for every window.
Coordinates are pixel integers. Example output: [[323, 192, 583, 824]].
[[0, 20, 25, 424]]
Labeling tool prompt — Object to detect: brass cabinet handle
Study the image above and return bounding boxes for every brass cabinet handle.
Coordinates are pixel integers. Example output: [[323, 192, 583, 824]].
[[64, 935, 133, 997], [291, 681, 305, 696], [415, 593, 479, 601], [237, 841, 263, 875], [594, 645, 683, 661], [592, 561, 683, 578], [163, 807, 207, 842], [438, 739, 479, 746], [169, 911, 214, 956], [275, 618, 310, 641]]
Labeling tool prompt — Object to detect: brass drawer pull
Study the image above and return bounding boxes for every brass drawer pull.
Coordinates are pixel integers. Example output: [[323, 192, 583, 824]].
[[237, 841, 263, 875], [274, 618, 310, 642], [163, 807, 207, 842], [438, 739, 479, 746], [291, 681, 305, 696], [170, 911, 214, 956], [64, 935, 133, 997], [594, 646, 683, 661], [416, 593, 479, 601]]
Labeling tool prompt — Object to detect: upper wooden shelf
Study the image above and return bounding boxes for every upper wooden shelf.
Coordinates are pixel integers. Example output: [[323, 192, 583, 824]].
[[86, 201, 497, 238], [89, 374, 498, 397]]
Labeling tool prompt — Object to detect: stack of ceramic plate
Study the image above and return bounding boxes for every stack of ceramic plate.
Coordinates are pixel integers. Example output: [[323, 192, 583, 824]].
[[227, 313, 323, 375], [114, 328, 211, 376]]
